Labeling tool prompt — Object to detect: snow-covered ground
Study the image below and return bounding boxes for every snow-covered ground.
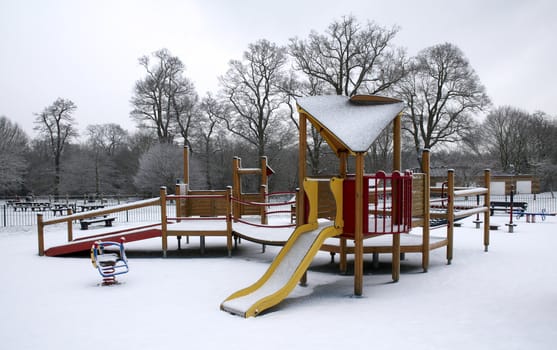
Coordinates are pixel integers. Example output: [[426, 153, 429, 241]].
[[1, 214, 556, 350]]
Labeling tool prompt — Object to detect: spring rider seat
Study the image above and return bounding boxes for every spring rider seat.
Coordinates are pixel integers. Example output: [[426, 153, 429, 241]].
[[90, 239, 129, 285]]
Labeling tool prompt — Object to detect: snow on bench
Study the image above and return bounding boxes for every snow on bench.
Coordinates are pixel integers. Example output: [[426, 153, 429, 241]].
[[80, 216, 116, 230]]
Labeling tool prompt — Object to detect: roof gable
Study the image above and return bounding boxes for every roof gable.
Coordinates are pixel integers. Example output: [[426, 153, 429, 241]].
[[297, 95, 404, 154]]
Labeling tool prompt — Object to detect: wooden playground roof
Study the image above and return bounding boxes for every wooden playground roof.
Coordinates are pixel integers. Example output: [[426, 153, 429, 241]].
[[296, 95, 404, 155]]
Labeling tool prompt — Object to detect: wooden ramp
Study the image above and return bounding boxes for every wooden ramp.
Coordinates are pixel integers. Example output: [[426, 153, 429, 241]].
[[44, 224, 162, 256]]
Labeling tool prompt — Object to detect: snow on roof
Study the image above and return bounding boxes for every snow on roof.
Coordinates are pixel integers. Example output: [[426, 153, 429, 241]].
[[297, 95, 405, 153]]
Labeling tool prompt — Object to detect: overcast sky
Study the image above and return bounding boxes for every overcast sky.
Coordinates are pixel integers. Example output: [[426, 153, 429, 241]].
[[1, 0, 555, 139]]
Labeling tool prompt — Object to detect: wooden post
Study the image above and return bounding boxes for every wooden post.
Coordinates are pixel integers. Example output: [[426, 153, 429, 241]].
[[422, 149, 431, 272], [160, 186, 168, 258], [183, 146, 189, 185], [354, 152, 364, 296], [339, 151, 348, 177], [260, 156, 268, 224], [67, 207, 73, 242], [261, 156, 268, 188], [339, 238, 347, 274], [300, 271, 308, 286], [232, 157, 241, 221], [391, 113, 402, 281], [260, 185, 268, 225], [37, 214, 44, 256], [393, 113, 402, 171], [226, 186, 233, 256], [175, 184, 182, 222], [447, 169, 455, 264], [298, 111, 307, 225], [484, 169, 491, 252]]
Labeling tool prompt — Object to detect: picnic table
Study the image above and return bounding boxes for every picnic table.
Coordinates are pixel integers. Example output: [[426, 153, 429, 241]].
[[50, 203, 75, 216], [78, 204, 105, 212], [13, 202, 51, 212]]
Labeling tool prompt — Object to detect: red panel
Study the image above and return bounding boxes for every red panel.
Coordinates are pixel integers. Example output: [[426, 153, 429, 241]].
[[342, 177, 356, 237], [342, 171, 413, 238]]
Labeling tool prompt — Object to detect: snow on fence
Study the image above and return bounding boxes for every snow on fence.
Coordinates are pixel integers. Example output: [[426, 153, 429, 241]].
[[1, 200, 174, 227], [432, 193, 557, 214], [2, 193, 556, 228]]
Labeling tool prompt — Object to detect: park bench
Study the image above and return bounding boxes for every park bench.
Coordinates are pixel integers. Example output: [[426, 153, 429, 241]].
[[80, 216, 116, 230], [489, 201, 528, 216]]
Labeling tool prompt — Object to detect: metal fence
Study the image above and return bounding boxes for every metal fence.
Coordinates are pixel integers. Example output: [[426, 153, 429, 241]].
[[1, 200, 174, 227], [2, 192, 556, 228], [436, 193, 557, 214]]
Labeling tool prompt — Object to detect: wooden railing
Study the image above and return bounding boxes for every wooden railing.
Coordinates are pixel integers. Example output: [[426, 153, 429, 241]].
[[37, 197, 161, 256]]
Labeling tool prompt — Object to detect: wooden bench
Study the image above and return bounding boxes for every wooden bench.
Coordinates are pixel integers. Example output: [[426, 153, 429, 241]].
[[490, 201, 527, 216], [80, 216, 116, 230]]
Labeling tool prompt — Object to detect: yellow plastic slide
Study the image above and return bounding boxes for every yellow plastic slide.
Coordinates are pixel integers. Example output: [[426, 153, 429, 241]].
[[220, 177, 343, 317]]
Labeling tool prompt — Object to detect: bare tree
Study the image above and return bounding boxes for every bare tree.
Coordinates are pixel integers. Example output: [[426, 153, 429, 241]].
[[133, 143, 183, 194], [131, 49, 198, 144], [481, 108, 557, 190], [526, 111, 555, 168], [218, 39, 292, 160], [397, 43, 490, 166], [86, 124, 129, 194], [195, 94, 227, 189], [0, 116, 28, 194], [34, 98, 78, 198], [289, 15, 406, 97], [288, 15, 406, 174], [482, 106, 546, 174], [86, 123, 129, 156]]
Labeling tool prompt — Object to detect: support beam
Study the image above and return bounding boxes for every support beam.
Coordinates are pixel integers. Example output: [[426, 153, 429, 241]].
[[183, 146, 189, 184], [298, 111, 307, 225], [392, 113, 402, 281], [447, 169, 455, 264], [422, 149, 431, 272], [483, 169, 491, 252], [160, 186, 168, 258], [393, 113, 402, 171], [354, 152, 364, 296]]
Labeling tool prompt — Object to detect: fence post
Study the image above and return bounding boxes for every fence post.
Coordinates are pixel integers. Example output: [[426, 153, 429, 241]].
[[67, 207, 73, 242], [3, 205, 5, 227], [37, 213, 44, 256]]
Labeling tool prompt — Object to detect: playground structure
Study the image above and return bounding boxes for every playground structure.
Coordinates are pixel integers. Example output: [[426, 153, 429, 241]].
[[160, 151, 285, 257], [36, 94, 494, 317], [35, 151, 293, 257], [295, 95, 491, 295]]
